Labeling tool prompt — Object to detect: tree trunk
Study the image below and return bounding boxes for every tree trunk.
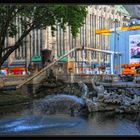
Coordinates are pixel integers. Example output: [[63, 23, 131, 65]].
[[0, 57, 2, 70], [0, 26, 34, 69], [0, 45, 2, 69]]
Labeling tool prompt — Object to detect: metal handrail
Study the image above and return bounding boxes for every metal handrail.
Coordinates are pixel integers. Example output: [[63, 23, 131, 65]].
[[16, 47, 121, 89], [16, 48, 77, 88]]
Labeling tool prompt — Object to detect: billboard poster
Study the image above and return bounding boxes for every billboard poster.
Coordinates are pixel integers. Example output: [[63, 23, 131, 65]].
[[129, 34, 140, 63]]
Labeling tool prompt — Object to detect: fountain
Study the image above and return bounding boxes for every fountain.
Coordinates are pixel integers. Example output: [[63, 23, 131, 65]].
[[78, 81, 89, 98], [0, 78, 140, 135], [91, 78, 105, 96], [32, 94, 86, 116], [28, 75, 140, 115]]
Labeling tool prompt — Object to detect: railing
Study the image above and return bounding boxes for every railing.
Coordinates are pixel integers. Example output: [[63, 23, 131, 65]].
[[16, 47, 121, 89], [42, 73, 119, 84], [16, 48, 77, 89]]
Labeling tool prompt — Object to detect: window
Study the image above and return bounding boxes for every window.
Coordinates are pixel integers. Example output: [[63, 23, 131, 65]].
[[40, 29, 43, 51], [56, 25, 65, 57], [103, 7, 106, 12], [18, 16, 21, 58], [94, 5, 98, 9], [69, 26, 72, 50], [36, 29, 39, 55], [56, 25, 59, 57], [32, 29, 35, 56], [111, 9, 115, 14], [80, 24, 85, 47], [119, 12, 121, 16], [94, 15, 96, 49], [59, 25, 62, 56], [90, 14, 92, 48], [123, 23, 127, 26], [99, 16, 102, 48], [99, 16, 102, 29]]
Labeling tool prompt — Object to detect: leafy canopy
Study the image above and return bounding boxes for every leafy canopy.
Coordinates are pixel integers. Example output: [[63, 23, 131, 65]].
[[0, 5, 88, 66], [0, 5, 87, 38]]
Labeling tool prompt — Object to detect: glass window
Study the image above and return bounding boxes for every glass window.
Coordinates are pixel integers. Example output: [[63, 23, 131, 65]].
[[32, 29, 35, 56], [94, 5, 98, 9], [90, 14, 92, 47], [56, 25, 59, 57], [36, 29, 39, 55], [104, 7, 106, 12]]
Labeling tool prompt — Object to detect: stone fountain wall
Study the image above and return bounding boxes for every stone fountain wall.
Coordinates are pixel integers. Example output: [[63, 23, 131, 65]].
[[79, 80, 140, 114]]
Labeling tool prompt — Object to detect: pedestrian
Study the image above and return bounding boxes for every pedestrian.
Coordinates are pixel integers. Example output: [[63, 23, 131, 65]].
[[28, 63, 32, 75]]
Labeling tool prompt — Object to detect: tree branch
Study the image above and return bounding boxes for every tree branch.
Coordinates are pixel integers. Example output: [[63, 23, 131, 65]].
[[1, 45, 15, 52], [0, 6, 16, 45], [1, 6, 26, 48], [1, 25, 34, 65]]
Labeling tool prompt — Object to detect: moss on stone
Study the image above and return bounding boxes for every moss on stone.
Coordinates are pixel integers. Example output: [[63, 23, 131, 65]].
[[0, 90, 31, 107]]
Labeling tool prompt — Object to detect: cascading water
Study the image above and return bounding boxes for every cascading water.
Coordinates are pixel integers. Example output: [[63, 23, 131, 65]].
[[0, 81, 140, 135], [32, 94, 86, 115], [78, 81, 89, 98]]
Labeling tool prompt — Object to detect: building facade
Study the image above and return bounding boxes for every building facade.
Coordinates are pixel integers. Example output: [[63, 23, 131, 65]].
[[110, 24, 140, 74], [3, 5, 131, 74], [46, 5, 130, 74]]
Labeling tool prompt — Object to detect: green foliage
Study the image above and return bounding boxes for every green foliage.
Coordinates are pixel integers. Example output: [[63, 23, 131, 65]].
[[0, 5, 87, 38], [0, 4, 88, 66], [8, 23, 17, 38]]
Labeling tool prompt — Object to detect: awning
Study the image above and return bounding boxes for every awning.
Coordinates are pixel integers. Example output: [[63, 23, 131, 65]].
[[58, 56, 68, 63], [32, 55, 42, 62]]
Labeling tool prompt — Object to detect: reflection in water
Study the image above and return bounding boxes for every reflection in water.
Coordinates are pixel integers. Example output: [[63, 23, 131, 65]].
[[0, 111, 139, 135]]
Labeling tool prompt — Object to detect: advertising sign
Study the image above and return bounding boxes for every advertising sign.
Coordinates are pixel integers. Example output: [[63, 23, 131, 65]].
[[129, 34, 140, 63]]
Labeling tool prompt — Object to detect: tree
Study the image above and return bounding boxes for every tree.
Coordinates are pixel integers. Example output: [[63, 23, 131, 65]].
[[0, 5, 87, 68]]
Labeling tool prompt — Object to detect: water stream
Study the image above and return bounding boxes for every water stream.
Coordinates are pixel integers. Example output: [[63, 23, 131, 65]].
[[0, 111, 139, 135], [0, 81, 140, 136]]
